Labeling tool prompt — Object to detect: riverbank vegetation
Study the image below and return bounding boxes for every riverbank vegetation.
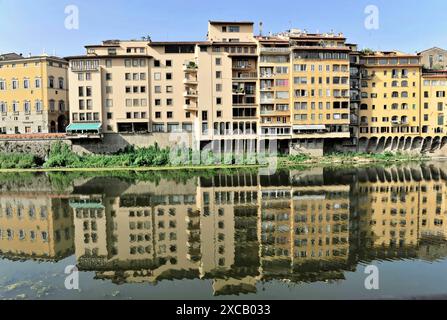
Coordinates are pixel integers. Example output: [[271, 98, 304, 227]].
[[0, 142, 432, 171], [282, 151, 429, 166]]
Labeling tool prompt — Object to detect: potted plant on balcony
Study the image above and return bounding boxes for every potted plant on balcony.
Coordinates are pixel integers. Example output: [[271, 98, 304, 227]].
[[187, 61, 197, 69]]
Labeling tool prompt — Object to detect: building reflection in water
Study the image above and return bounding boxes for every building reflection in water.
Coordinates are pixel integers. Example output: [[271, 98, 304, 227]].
[[0, 164, 447, 296]]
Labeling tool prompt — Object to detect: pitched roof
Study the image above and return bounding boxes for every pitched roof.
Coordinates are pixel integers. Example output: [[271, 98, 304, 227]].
[[418, 47, 447, 55], [0, 53, 24, 61]]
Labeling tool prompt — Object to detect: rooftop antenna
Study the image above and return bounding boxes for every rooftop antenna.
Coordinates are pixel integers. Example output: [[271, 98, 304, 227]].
[[259, 21, 263, 37]]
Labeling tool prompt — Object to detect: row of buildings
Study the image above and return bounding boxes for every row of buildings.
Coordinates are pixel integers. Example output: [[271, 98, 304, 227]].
[[0, 165, 447, 295], [2, 21, 447, 154]]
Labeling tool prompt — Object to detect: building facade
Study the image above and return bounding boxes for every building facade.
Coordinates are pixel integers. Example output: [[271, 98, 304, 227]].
[[0, 53, 69, 134], [418, 47, 447, 70], [59, 22, 447, 155]]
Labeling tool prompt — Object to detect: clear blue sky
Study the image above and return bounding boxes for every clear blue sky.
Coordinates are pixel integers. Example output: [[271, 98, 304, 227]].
[[1, 0, 446, 57]]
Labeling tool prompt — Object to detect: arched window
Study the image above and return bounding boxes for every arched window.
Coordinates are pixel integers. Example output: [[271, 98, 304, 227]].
[[392, 91, 399, 98], [58, 77, 64, 89], [49, 99, 55, 112], [401, 80, 408, 87], [401, 91, 408, 98], [58, 100, 65, 112], [48, 76, 54, 88]]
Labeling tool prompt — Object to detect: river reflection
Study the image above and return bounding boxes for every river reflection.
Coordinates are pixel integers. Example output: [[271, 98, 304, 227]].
[[1, 163, 447, 299]]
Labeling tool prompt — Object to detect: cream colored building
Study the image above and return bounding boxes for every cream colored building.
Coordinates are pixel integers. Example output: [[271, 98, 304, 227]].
[[0, 53, 69, 134]]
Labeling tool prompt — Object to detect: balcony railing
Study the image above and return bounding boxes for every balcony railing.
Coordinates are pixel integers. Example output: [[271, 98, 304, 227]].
[[260, 47, 291, 53], [233, 72, 258, 79]]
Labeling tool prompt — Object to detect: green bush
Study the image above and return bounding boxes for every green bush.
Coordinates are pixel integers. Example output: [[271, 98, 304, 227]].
[[0, 153, 39, 169]]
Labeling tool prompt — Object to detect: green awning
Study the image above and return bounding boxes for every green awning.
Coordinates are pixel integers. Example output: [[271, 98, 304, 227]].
[[66, 123, 101, 132]]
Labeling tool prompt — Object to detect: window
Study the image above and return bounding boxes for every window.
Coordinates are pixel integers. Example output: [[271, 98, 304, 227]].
[[106, 73, 112, 81], [48, 76, 54, 88], [216, 97, 222, 105], [228, 25, 240, 32], [154, 60, 160, 67], [167, 99, 173, 106], [23, 78, 30, 89], [216, 71, 222, 79], [167, 112, 173, 119], [154, 73, 161, 80], [155, 86, 162, 93], [166, 73, 172, 80], [35, 78, 41, 88], [58, 77, 64, 89], [166, 60, 172, 67], [106, 59, 112, 67], [166, 86, 173, 93], [216, 58, 221, 65], [24, 101, 31, 113], [12, 79, 18, 89]]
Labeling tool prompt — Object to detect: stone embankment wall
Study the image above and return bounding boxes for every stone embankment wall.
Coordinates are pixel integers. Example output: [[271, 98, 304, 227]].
[[0, 133, 193, 160], [0, 133, 446, 160]]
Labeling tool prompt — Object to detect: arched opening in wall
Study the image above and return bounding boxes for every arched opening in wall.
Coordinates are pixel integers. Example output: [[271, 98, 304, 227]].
[[50, 121, 56, 133], [421, 137, 432, 153], [376, 167, 386, 182], [384, 137, 392, 150], [440, 168, 447, 180], [411, 168, 422, 182], [397, 168, 405, 182], [366, 137, 377, 153], [391, 137, 399, 150], [404, 137, 412, 150], [403, 167, 412, 181], [391, 168, 399, 182], [412, 137, 423, 150], [421, 165, 431, 181], [441, 136, 447, 149], [431, 136, 441, 152], [430, 166, 440, 181], [367, 168, 378, 183], [376, 137, 385, 153], [358, 137, 369, 152], [384, 169, 392, 182], [397, 137, 405, 150], [57, 115, 67, 133]]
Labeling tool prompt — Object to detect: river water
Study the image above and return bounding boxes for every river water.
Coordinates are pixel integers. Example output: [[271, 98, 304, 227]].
[[1, 162, 447, 300]]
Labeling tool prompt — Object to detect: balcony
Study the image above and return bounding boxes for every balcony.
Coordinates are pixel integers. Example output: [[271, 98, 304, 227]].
[[232, 72, 258, 80], [183, 61, 198, 73], [183, 77, 198, 85], [260, 47, 291, 54], [232, 64, 252, 70], [184, 103, 198, 112], [184, 90, 198, 98], [260, 98, 275, 104]]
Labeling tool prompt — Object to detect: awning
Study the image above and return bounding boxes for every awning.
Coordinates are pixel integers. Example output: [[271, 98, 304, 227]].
[[293, 125, 327, 131], [66, 123, 102, 132]]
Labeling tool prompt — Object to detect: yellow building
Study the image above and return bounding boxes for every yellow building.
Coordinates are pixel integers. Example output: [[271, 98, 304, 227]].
[[0, 53, 69, 134], [0, 194, 74, 261], [421, 71, 447, 137], [358, 52, 422, 139]]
